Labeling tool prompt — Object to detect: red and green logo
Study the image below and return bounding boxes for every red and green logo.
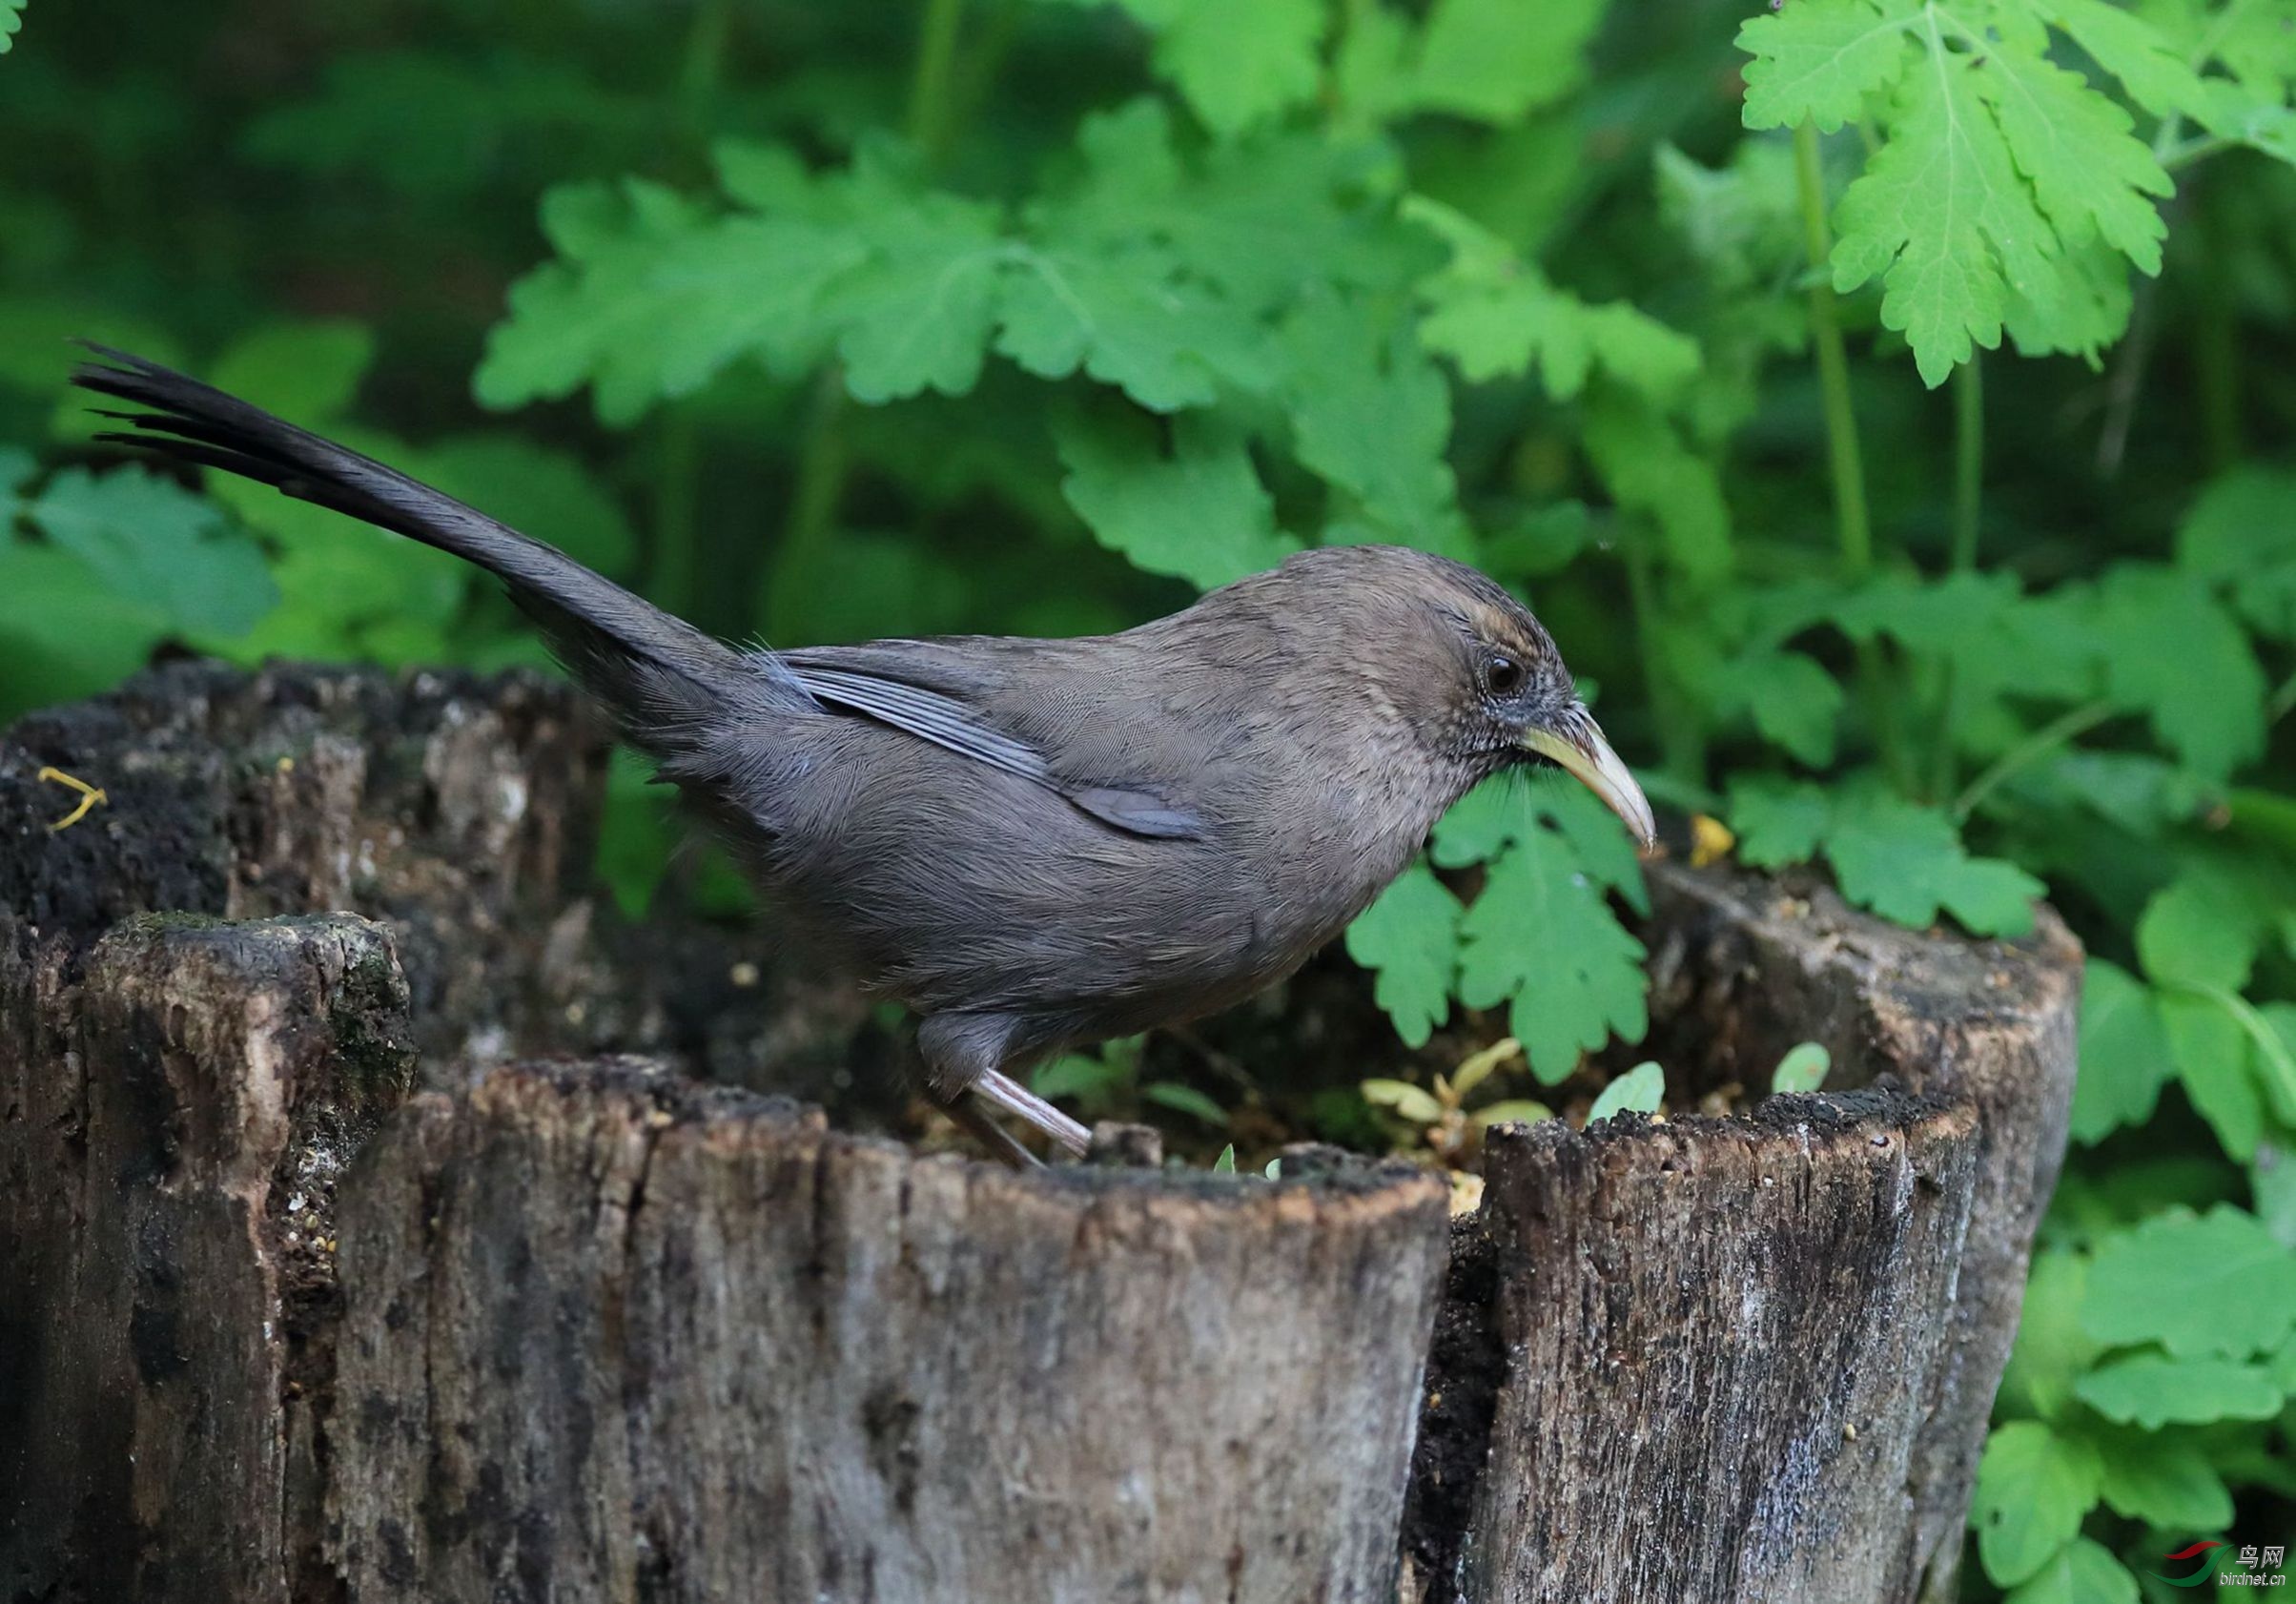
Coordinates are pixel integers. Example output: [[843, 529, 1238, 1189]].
[[2149, 1541, 2225, 1588]]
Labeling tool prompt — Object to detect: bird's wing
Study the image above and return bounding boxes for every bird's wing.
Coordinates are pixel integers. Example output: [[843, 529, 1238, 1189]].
[[778, 642, 1210, 841]]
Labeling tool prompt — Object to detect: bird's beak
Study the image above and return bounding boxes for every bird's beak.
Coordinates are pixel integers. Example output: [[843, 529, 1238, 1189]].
[[1521, 704, 1658, 853]]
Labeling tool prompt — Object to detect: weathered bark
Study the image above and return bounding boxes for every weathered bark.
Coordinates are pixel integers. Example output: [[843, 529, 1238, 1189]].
[[2, 666, 2082, 1603], [0, 911, 416, 1604], [0, 660, 873, 1107], [1399, 867, 2081, 1604], [329, 1063, 1449, 1603]]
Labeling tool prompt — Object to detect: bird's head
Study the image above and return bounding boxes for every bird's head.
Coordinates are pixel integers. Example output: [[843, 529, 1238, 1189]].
[[1258, 545, 1658, 851]]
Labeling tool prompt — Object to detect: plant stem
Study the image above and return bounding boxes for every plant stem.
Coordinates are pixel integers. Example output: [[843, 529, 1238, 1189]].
[[1950, 700, 2119, 824], [907, 0, 967, 166], [677, 0, 734, 139], [2270, 668, 2296, 725], [1623, 529, 1702, 782], [1950, 355, 1983, 573], [1923, 357, 1985, 800], [1794, 122, 1910, 789], [1794, 123, 1873, 578], [756, 0, 969, 638], [2225, 786, 2296, 857], [761, 370, 851, 642], [2193, 183, 2244, 476]]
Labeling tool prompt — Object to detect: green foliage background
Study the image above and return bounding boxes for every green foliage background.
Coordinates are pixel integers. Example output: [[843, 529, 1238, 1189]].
[[3, 0, 2295, 1590]]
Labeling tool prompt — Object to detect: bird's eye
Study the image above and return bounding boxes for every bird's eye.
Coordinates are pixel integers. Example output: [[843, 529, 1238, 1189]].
[[1485, 654, 1526, 696]]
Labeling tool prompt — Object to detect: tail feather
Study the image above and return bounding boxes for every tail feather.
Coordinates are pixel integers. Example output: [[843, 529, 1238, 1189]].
[[71, 344, 806, 745]]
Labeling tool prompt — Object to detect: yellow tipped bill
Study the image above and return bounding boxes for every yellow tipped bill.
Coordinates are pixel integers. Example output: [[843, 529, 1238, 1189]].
[[1522, 704, 1657, 853]]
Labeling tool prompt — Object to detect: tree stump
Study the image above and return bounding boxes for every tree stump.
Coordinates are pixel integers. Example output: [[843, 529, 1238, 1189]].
[[0, 665, 2081, 1602]]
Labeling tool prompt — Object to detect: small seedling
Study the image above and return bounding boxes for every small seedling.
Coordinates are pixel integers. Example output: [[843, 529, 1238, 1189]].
[[1772, 1042, 1831, 1095], [1586, 1060, 1665, 1125], [1361, 1037, 1553, 1163]]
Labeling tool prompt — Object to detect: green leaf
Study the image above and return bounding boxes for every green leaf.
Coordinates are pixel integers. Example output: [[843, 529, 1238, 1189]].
[[2163, 992, 2262, 1162], [477, 179, 717, 424], [0, 444, 33, 509], [1406, 0, 1606, 122], [641, 213, 870, 400], [1472, 1100, 1553, 1128], [1976, 45, 2169, 275], [2093, 1430, 2234, 1532], [0, 0, 22, 54], [1999, 1250, 2099, 1421], [209, 320, 375, 422], [2071, 961, 2171, 1144], [1212, 1143, 1237, 1174], [2004, 236, 2134, 367], [0, 540, 172, 724], [1281, 298, 1470, 556], [2048, 0, 2209, 118], [1141, 1080, 1229, 1127], [1345, 863, 1465, 1049], [1362, 1077, 1445, 1124], [1055, 408, 1301, 590], [1831, 31, 2059, 387], [1456, 826, 1648, 1084], [1337, 0, 1605, 124], [1823, 785, 2041, 936], [1582, 391, 1732, 583], [1122, 0, 1324, 137], [1587, 1060, 1664, 1124], [1772, 1042, 1832, 1095], [2074, 1352, 2283, 1429], [996, 245, 1271, 412], [26, 467, 276, 638], [1032, 1052, 1128, 1101], [1727, 774, 2039, 936], [1728, 776, 1832, 867], [2137, 875, 2260, 994], [1970, 1420, 2102, 1588], [1712, 648, 1844, 767], [1737, 0, 1916, 134], [2000, 1537, 2138, 1604], [1408, 197, 1700, 407], [822, 184, 1007, 403], [2083, 1206, 2296, 1359], [2176, 465, 2296, 641], [1532, 782, 1651, 915], [2087, 566, 2265, 778]]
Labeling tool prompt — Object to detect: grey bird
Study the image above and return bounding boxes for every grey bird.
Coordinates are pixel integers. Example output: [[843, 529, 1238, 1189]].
[[72, 346, 1656, 1163]]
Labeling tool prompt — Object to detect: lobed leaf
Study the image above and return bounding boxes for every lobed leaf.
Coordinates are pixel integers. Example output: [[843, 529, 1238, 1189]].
[[1738, 0, 1916, 134], [1999, 1537, 2138, 1604], [2072, 961, 2171, 1144], [1970, 1420, 2102, 1587], [1586, 1060, 1664, 1123], [1830, 32, 2057, 387], [1457, 825, 1648, 1084], [2084, 1205, 2296, 1358], [2074, 1352, 2283, 1429], [1344, 863, 1465, 1049], [1055, 409, 1300, 590]]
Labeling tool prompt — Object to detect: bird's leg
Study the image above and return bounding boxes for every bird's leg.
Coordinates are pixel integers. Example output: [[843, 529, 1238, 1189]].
[[928, 1084, 1043, 1170], [916, 1013, 1092, 1161], [973, 1068, 1092, 1157]]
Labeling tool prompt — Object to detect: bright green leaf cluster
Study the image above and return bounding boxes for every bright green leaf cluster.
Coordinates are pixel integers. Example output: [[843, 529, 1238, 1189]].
[[1347, 779, 1650, 1080], [1731, 771, 2041, 936], [1740, 0, 2194, 383]]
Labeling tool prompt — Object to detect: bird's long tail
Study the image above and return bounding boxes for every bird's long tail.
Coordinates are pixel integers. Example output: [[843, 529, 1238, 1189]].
[[70, 344, 798, 741]]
